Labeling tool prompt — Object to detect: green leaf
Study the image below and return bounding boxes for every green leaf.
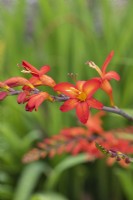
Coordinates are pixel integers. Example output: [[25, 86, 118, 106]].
[[14, 162, 51, 200], [115, 168, 133, 200], [30, 192, 68, 200], [45, 153, 88, 190]]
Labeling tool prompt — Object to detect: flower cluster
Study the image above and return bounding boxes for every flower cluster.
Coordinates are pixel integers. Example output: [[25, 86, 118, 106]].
[[23, 112, 133, 166], [0, 61, 56, 111], [0, 51, 120, 123], [1, 51, 133, 165]]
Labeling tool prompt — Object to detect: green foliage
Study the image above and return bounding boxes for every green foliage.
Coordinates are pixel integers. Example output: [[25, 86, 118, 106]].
[[45, 154, 88, 190], [30, 192, 69, 200], [0, 0, 133, 199], [14, 162, 51, 200], [115, 166, 133, 200]]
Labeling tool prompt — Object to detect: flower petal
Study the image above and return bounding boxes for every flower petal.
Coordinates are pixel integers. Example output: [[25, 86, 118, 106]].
[[22, 61, 40, 76], [39, 65, 51, 76], [25, 92, 49, 112], [104, 71, 120, 81], [4, 77, 34, 89], [0, 91, 8, 101], [76, 102, 89, 124], [35, 93, 49, 110], [61, 127, 87, 136], [87, 98, 103, 109], [40, 75, 56, 87], [27, 77, 42, 86], [101, 80, 114, 106], [54, 82, 79, 97], [17, 92, 29, 104], [60, 98, 78, 112], [101, 80, 112, 94], [83, 79, 101, 98], [76, 81, 86, 91], [101, 51, 114, 73]]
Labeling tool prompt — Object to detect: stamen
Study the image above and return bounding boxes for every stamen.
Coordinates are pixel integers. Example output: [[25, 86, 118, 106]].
[[86, 61, 103, 77], [77, 92, 87, 101], [21, 70, 31, 74]]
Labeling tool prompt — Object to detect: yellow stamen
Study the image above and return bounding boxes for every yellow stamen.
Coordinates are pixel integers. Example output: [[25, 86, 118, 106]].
[[86, 61, 103, 78], [77, 92, 87, 101], [21, 70, 31, 74]]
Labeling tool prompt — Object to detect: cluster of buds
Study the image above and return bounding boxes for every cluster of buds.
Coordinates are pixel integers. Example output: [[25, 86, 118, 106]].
[[95, 143, 131, 165]]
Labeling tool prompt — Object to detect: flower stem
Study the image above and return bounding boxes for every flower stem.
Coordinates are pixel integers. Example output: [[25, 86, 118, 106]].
[[102, 106, 133, 122], [7, 89, 133, 122]]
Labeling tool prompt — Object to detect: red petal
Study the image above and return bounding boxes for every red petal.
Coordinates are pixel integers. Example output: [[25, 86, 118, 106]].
[[104, 71, 120, 81], [39, 65, 51, 76], [76, 102, 89, 124], [22, 61, 39, 76], [26, 92, 49, 112], [61, 127, 86, 136], [83, 79, 101, 98], [17, 92, 28, 104], [60, 99, 78, 112], [40, 75, 56, 87], [4, 77, 34, 89], [27, 77, 42, 86], [87, 98, 103, 109], [101, 80, 114, 106], [0, 91, 8, 100], [35, 93, 49, 110], [76, 81, 86, 91], [54, 82, 79, 97], [101, 51, 114, 73], [101, 80, 112, 94]]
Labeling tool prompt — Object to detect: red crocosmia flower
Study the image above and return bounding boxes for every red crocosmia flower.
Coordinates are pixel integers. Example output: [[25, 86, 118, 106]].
[[17, 91, 30, 104], [22, 61, 56, 87], [85, 111, 105, 135], [60, 127, 88, 137], [4, 77, 34, 89], [0, 91, 8, 101], [86, 51, 120, 106], [54, 79, 103, 124], [25, 92, 52, 112]]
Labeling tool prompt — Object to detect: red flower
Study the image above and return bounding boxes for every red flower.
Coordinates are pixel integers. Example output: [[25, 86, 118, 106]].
[[4, 77, 34, 89], [85, 111, 105, 135], [22, 61, 56, 87], [54, 79, 103, 124], [25, 92, 52, 112], [86, 51, 120, 106], [17, 91, 30, 104]]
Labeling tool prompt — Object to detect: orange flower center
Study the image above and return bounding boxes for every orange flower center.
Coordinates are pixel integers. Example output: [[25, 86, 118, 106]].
[[77, 92, 87, 101]]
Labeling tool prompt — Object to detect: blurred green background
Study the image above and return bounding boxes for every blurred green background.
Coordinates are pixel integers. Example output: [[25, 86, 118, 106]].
[[0, 0, 133, 199]]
